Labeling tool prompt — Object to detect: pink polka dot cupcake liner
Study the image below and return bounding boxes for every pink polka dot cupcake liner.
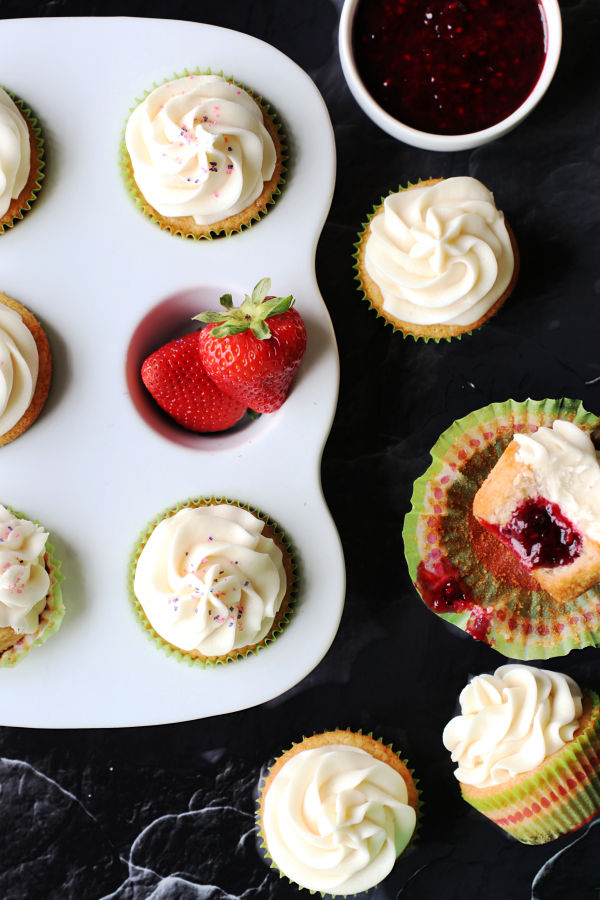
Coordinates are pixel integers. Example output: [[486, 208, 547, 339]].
[[403, 398, 600, 660]]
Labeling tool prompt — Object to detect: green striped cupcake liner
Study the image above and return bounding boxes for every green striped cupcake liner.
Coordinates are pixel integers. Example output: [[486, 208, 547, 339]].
[[403, 398, 600, 659]]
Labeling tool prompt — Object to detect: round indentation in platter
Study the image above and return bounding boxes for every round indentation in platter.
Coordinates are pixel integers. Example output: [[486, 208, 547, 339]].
[[126, 285, 277, 451]]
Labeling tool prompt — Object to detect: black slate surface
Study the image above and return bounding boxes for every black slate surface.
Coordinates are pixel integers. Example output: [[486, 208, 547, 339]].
[[1, 1, 599, 898]]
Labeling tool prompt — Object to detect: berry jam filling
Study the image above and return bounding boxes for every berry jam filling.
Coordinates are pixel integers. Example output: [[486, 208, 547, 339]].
[[416, 560, 493, 642], [352, 0, 547, 135], [488, 497, 583, 569]]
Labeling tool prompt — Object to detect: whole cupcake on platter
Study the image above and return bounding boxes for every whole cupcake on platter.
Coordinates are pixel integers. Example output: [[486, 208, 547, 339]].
[[354, 176, 518, 340], [0, 505, 64, 666], [403, 398, 600, 659], [0, 292, 52, 447], [257, 729, 420, 896], [122, 72, 285, 239], [130, 497, 296, 665], [443, 664, 600, 844], [0, 87, 44, 233]]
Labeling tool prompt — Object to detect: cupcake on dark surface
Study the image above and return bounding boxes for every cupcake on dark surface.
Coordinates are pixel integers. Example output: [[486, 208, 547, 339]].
[[122, 72, 285, 239], [130, 498, 296, 665], [403, 398, 600, 659], [355, 177, 518, 340], [443, 664, 600, 844], [258, 729, 420, 896]]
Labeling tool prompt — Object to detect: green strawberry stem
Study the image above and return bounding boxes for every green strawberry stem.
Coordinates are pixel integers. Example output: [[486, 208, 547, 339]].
[[193, 278, 293, 340]]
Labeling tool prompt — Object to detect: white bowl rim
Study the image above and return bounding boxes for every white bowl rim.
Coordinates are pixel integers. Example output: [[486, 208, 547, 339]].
[[338, 0, 563, 151]]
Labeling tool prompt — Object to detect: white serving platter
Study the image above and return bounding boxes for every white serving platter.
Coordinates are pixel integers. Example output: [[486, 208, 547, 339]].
[[0, 16, 343, 727]]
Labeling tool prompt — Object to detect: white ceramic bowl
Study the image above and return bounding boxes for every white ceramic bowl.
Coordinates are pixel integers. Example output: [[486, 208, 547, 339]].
[[338, 0, 562, 152]]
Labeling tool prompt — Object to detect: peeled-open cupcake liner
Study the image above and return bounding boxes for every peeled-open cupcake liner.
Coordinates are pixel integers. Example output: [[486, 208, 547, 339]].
[[353, 178, 516, 342], [462, 689, 600, 844], [128, 496, 297, 667], [119, 68, 287, 240], [0, 89, 45, 234], [0, 507, 64, 667], [256, 728, 422, 897], [403, 398, 600, 660]]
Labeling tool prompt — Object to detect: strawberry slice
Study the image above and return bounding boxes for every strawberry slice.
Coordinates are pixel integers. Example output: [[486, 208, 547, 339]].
[[195, 278, 307, 414], [141, 332, 247, 433]]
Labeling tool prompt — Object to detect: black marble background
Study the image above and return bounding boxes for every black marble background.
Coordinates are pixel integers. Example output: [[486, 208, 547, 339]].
[[1, 1, 599, 898]]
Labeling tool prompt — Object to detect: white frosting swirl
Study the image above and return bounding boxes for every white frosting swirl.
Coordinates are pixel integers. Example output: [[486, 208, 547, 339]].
[[125, 74, 277, 225], [0, 301, 38, 437], [443, 665, 583, 788], [263, 744, 416, 895], [364, 177, 514, 326], [0, 88, 30, 218], [513, 421, 600, 542], [0, 505, 50, 633], [134, 504, 287, 656]]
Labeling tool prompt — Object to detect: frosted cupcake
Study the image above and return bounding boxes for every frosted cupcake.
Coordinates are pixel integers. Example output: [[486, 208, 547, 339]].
[[258, 730, 420, 895], [443, 664, 600, 844], [130, 498, 296, 665], [355, 177, 518, 340], [0, 505, 64, 666], [122, 73, 285, 239], [0, 292, 52, 447], [0, 87, 44, 233], [403, 398, 600, 659]]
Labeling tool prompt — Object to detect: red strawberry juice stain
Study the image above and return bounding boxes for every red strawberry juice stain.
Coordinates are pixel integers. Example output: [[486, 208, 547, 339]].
[[483, 497, 583, 569], [352, 0, 547, 135], [416, 559, 493, 642]]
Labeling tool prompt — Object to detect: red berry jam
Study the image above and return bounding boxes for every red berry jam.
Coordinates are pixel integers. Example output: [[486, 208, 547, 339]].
[[416, 560, 493, 642], [352, 0, 547, 135], [487, 497, 583, 569]]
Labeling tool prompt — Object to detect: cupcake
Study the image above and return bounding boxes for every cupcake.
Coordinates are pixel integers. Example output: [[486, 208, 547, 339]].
[[0, 292, 52, 447], [0, 504, 64, 666], [354, 176, 518, 340], [258, 730, 420, 895], [0, 87, 44, 233], [443, 664, 600, 844], [403, 398, 600, 659], [473, 420, 600, 603], [130, 498, 296, 665], [122, 72, 285, 239]]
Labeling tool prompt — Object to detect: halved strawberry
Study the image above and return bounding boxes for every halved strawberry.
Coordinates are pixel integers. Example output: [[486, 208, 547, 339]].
[[141, 332, 247, 432], [194, 278, 307, 414]]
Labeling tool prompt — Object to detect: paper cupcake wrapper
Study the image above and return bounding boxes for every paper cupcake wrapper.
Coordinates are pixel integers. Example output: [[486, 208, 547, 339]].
[[403, 398, 600, 659], [0, 89, 45, 234], [462, 690, 600, 844], [119, 68, 286, 240], [0, 507, 64, 667], [256, 729, 421, 897], [128, 496, 297, 667]]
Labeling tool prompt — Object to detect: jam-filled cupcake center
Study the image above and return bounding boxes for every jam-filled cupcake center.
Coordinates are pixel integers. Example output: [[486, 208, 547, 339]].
[[487, 497, 583, 569]]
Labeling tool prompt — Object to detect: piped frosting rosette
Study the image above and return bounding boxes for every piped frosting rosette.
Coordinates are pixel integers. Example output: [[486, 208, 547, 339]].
[[0, 88, 44, 233], [403, 399, 600, 659], [129, 497, 296, 666], [121, 70, 285, 239], [443, 665, 600, 844], [257, 730, 420, 896], [0, 505, 64, 666]]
